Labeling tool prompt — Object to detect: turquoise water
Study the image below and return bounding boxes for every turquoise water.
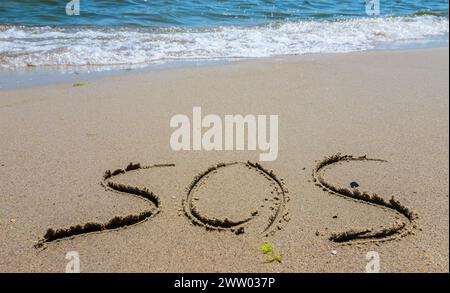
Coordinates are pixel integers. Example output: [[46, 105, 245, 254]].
[[0, 1, 448, 69], [1, 0, 448, 27]]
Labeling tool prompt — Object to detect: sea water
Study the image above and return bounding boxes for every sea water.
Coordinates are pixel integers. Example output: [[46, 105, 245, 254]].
[[0, 0, 448, 70]]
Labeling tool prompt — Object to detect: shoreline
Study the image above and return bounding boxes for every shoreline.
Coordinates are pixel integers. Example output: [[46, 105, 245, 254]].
[[0, 47, 448, 272], [1, 43, 448, 90]]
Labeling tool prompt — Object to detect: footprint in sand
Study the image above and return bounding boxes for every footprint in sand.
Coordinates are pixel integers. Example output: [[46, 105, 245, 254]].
[[311, 153, 418, 244]]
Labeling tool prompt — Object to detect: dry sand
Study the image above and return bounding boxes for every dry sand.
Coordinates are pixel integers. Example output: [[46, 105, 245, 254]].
[[0, 48, 448, 272]]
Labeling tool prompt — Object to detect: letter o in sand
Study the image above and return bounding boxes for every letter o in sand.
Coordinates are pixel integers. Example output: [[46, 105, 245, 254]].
[[183, 162, 290, 236]]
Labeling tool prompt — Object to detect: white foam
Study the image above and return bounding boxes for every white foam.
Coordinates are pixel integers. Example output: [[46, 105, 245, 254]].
[[0, 15, 448, 69]]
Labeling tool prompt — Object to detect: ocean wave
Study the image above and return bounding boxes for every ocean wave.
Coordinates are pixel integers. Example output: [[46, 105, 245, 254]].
[[0, 15, 448, 69]]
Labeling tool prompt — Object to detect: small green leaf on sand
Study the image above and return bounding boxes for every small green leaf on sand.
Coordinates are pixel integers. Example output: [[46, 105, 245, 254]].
[[265, 252, 283, 264], [259, 242, 274, 254], [258, 242, 282, 263], [73, 82, 85, 87]]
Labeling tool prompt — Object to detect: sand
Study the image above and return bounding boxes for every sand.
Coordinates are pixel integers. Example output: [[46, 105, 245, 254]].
[[0, 48, 448, 272]]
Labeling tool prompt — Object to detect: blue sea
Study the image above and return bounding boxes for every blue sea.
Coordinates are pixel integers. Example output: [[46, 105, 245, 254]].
[[0, 0, 448, 70]]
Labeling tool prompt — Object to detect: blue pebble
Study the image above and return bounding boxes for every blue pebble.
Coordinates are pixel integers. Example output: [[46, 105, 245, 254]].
[[350, 181, 359, 188]]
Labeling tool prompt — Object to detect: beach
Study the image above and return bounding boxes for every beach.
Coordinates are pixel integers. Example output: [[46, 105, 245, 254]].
[[0, 47, 448, 272]]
